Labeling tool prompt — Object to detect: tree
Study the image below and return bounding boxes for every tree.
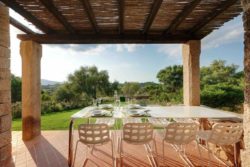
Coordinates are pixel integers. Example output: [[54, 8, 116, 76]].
[[201, 60, 240, 86], [11, 74, 22, 103], [121, 82, 140, 97], [67, 66, 110, 99], [157, 65, 183, 92]]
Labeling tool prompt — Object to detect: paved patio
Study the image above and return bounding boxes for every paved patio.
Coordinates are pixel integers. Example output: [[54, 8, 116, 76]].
[[1, 130, 228, 167]]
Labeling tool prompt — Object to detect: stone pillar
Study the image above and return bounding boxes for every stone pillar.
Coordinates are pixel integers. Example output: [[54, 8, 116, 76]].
[[20, 41, 42, 141], [0, 3, 11, 163], [182, 40, 201, 106], [241, 1, 250, 166]]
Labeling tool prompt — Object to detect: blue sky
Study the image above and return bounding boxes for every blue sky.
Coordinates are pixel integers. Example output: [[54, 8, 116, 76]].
[[10, 14, 243, 83]]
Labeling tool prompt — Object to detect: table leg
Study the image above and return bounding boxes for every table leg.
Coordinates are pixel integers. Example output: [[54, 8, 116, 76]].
[[68, 119, 74, 167]]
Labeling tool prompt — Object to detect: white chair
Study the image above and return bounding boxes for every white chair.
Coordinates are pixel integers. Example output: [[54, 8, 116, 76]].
[[162, 122, 200, 167], [73, 124, 115, 167], [147, 118, 169, 128], [119, 123, 157, 167], [95, 118, 115, 128], [197, 123, 243, 167], [122, 118, 142, 125]]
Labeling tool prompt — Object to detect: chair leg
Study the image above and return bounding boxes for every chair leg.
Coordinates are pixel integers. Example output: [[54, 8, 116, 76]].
[[234, 143, 238, 167], [162, 140, 165, 166], [207, 143, 212, 167], [196, 139, 203, 167], [73, 141, 80, 167], [110, 140, 115, 167]]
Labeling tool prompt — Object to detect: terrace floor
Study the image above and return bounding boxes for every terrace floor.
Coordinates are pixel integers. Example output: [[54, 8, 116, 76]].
[[4, 131, 227, 167]]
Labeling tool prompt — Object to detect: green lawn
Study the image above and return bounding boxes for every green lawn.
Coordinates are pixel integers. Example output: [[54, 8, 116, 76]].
[[12, 109, 89, 131], [12, 108, 125, 131]]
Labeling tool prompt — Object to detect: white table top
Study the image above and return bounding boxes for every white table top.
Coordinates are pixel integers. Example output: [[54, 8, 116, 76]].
[[71, 105, 241, 120]]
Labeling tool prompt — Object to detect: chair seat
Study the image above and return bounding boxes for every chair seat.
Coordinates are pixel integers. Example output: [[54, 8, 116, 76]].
[[148, 118, 169, 127], [95, 118, 115, 127], [197, 130, 212, 141], [122, 118, 142, 125]]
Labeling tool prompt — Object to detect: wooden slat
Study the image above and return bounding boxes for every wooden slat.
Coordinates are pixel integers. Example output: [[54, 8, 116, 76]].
[[164, 0, 201, 35], [10, 17, 35, 34], [143, 0, 163, 34], [189, 0, 238, 34], [17, 33, 199, 44], [118, 0, 124, 34], [0, 0, 52, 33], [39, 0, 75, 33], [79, 0, 98, 33]]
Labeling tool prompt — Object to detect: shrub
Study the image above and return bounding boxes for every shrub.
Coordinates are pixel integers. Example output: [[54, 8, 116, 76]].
[[201, 83, 243, 112]]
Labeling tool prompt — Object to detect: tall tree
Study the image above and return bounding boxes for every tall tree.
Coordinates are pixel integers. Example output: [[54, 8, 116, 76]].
[[68, 66, 110, 99], [157, 65, 183, 92], [11, 74, 22, 102]]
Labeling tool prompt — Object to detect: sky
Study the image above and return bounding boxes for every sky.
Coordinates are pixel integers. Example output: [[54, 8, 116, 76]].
[[10, 13, 244, 83]]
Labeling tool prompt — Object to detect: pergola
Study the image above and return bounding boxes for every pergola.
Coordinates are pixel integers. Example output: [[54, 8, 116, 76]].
[[0, 0, 249, 166]]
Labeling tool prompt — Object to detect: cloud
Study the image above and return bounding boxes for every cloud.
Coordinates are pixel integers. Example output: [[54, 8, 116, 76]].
[[116, 44, 144, 52], [202, 16, 243, 50], [157, 44, 181, 58]]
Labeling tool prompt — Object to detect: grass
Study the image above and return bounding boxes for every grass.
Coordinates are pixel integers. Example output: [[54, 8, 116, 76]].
[[12, 106, 152, 131], [12, 109, 89, 131]]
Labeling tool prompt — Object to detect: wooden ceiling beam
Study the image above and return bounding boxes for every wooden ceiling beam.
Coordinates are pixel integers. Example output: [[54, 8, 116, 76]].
[[143, 0, 163, 34], [79, 0, 99, 33], [39, 0, 75, 33], [189, 0, 238, 34], [10, 17, 35, 34], [17, 33, 199, 44], [0, 0, 52, 33], [118, 0, 124, 34], [164, 0, 201, 35]]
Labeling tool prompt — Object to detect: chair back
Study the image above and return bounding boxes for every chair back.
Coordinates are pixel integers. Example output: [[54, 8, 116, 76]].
[[78, 124, 110, 144], [123, 123, 154, 144], [164, 123, 198, 145], [209, 123, 243, 146]]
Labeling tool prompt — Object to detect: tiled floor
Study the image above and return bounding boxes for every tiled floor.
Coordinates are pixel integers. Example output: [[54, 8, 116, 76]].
[[2, 130, 227, 167]]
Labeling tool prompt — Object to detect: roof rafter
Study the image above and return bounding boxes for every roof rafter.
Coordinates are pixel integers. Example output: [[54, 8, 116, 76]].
[[79, 0, 99, 33], [163, 0, 201, 35], [143, 0, 163, 34], [10, 17, 35, 34], [39, 0, 75, 34], [0, 0, 52, 33], [189, 0, 238, 35], [17, 33, 199, 44], [118, 0, 124, 34]]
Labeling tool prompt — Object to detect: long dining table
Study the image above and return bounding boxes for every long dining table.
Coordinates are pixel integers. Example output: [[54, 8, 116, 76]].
[[67, 105, 242, 167]]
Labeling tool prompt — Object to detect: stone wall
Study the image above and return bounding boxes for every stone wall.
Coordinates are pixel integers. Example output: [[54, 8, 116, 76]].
[[241, 0, 250, 166], [0, 3, 11, 163]]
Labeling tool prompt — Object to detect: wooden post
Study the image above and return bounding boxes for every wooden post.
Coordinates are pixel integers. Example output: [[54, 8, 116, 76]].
[[0, 3, 11, 163], [20, 41, 42, 141], [241, 1, 250, 166], [182, 40, 201, 106]]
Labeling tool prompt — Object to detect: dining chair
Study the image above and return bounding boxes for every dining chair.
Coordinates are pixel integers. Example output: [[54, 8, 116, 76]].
[[162, 122, 200, 167], [119, 123, 158, 167], [197, 123, 243, 167], [95, 118, 115, 127], [147, 118, 169, 128], [73, 123, 115, 167], [122, 118, 142, 125]]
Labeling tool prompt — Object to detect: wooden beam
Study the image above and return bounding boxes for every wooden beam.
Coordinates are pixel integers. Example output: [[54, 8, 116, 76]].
[[17, 33, 199, 44], [118, 0, 124, 34], [0, 0, 52, 33], [164, 0, 201, 35], [143, 0, 163, 34], [39, 0, 75, 33], [10, 17, 35, 34], [189, 0, 238, 34], [79, 0, 98, 33]]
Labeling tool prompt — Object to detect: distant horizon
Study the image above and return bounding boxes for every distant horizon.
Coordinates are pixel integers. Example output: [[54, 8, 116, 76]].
[[10, 12, 243, 83]]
